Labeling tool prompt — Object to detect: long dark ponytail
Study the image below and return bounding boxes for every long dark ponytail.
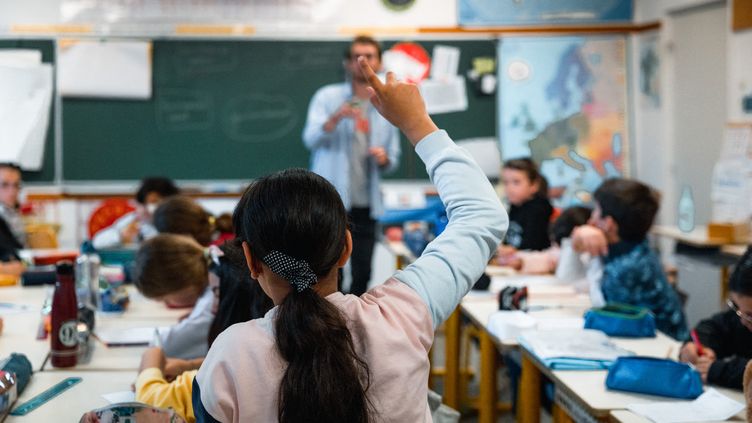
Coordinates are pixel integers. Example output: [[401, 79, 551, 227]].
[[233, 168, 372, 423]]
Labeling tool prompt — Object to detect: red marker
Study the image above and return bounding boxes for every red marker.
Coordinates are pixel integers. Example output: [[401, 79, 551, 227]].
[[690, 329, 705, 356]]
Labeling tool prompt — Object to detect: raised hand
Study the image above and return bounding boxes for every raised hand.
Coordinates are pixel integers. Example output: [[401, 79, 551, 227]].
[[358, 57, 438, 145]]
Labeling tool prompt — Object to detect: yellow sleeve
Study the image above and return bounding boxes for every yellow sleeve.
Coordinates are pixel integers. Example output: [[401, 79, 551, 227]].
[[135, 368, 198, 423]]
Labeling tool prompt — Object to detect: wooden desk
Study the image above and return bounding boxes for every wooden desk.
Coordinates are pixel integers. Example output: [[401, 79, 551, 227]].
[[651, 225, 733, 248], [1, 286, 52, 370], [519, 333, 682, 422], [455, 275, 591, 423], [608, 387, 745, 422], [652, 225, 748, 324], [721, 244, 748, 258], [1, 285, 183, 372], [5, 371, 136, 422]]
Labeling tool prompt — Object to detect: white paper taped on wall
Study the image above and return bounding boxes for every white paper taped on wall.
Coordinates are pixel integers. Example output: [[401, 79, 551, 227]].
[[0, 50, 53, 171], [58, 40, 152, 99], [419, 76, 468, 114], [430, 45, 460, 80]]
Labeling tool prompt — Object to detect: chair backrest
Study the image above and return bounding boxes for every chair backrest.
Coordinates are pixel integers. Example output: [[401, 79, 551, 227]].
[[88, 199, 136, 239]]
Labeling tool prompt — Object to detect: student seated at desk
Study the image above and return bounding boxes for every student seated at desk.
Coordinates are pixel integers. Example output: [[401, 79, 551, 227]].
[[92, 177, 179, 250], [135, 239, 272, 423], [498, 206, 590, 273], [0, 163, 26, 277], [569, 178, 688, 340], [0, 163, 26, 247], [153, 196, 215, 247], [133, 234, 217, 359], [498, 206, 606, 306], [0, 217, 24, 277], [679, 246, 752, 390], [500, 157, 553, 252]]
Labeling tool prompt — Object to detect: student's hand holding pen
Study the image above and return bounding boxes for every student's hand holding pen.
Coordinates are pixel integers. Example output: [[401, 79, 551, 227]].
[[679, 341, 717, 363], [358, 56, 438, 146]]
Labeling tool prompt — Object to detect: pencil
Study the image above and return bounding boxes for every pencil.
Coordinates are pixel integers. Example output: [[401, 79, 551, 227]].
[[690, 329, 704, 356]]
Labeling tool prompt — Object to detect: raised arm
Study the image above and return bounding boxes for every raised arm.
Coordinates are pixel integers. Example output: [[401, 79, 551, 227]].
[[359, 58, 508, 328]]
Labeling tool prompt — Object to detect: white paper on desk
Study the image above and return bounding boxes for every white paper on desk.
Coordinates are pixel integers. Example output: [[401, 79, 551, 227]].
[[536, 317, 584, 331], [520, 329, 632, 361], [102, 391, 136, 404], [0, 302, 35, 316], [627, 388, 745, 423], [96, 327, 168, 346], [488, 310, 537, 340], [419, 76, 468, 115]]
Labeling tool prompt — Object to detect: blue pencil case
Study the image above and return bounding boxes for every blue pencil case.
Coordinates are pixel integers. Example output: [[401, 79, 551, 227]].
[[584, 303, 656, 338], [606, 356, 703, 399]]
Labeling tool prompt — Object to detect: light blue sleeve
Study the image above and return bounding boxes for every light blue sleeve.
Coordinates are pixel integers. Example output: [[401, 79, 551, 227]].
[[302, 88, 337, 151], [393, 130, 508, 329]]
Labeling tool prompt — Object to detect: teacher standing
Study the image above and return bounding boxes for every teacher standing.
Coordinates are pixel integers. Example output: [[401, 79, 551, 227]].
[[303, 35, 401, 295]]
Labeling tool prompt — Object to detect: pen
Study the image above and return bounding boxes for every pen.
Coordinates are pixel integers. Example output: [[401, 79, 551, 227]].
[[690, 329, 704, 356]]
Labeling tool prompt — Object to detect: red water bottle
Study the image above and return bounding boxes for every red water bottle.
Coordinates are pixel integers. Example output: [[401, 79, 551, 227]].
[[50, 261, 78, 368]]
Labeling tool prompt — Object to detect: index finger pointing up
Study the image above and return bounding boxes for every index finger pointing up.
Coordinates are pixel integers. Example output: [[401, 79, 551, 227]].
[[358, 56, 384, 94]]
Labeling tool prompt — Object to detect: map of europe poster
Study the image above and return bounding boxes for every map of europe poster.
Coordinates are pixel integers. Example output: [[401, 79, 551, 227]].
[[499, 36, 629, 207]]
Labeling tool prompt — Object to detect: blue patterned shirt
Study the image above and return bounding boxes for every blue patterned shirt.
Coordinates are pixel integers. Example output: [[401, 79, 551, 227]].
[[601, 240, 689, 340]]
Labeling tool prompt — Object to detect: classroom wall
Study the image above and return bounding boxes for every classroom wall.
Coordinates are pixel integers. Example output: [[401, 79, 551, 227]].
[[0, 0, 456, 30], [632, 0, 752, 229]]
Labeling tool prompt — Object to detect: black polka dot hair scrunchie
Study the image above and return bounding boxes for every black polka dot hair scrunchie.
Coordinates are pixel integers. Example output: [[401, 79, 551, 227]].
[[263, 250, 318, 292]]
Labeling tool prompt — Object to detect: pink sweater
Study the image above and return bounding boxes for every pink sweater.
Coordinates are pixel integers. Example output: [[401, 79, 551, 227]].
[[196, 279, 434, 422]]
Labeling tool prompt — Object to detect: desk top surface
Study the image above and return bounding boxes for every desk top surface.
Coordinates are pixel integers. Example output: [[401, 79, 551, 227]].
[[460, 273, 591, 347], [5, 370, 136, 422], [608, 387, 746, 422], [1, 285, 184, 371], [652, 225, 748, 248]]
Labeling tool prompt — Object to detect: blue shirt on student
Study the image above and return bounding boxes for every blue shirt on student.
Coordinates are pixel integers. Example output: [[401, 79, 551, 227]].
[[601, 240, 689, 340]]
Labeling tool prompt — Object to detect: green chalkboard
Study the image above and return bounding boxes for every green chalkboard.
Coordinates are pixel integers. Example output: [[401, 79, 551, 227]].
[[0, 39, 56, 183], [62, 39, 496, 181]]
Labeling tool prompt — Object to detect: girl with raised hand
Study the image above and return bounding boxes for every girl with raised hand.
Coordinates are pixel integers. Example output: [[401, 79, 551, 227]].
[[193, 57, 508, 423]]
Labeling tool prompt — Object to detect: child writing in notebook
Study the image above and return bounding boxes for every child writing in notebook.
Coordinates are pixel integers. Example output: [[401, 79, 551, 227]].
[[497, 158, 553, 266], [133, 234, 216, 359], [570, 178, 688, 340], [134, 239, 272, 423], [191, 57, 507, 422], [679, 246, 752, 389]]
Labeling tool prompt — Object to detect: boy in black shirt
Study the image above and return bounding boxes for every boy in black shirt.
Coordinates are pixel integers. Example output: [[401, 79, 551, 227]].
[[679, 246, 752, 389]]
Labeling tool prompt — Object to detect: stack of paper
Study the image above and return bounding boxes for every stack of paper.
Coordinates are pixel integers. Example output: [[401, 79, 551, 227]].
[[519, 329, 633, 370]]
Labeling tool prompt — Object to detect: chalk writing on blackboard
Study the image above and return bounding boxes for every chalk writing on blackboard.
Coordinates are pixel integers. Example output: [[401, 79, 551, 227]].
[[156, 88, 214, 132], [221, 94, 298, 143], [171, 45, 238, 78]]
